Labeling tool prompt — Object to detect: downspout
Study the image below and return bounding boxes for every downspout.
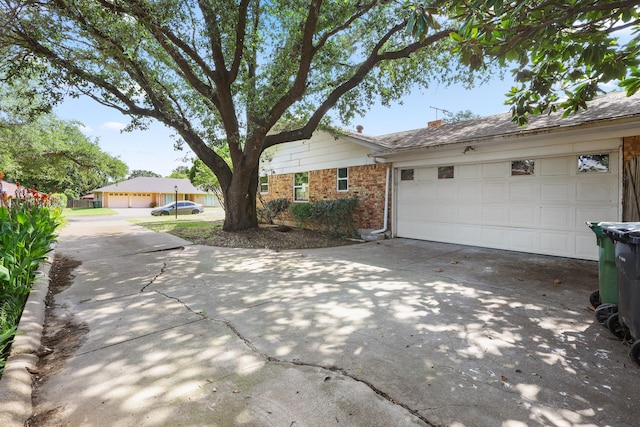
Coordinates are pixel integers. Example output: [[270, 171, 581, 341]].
[[371, 164, 390, 235]]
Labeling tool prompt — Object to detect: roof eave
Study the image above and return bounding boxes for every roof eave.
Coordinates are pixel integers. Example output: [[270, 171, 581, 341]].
[[374, 115, 640, 159]]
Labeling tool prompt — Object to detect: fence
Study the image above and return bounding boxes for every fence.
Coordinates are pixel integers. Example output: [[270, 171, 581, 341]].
[[66, 199, 95, 208]]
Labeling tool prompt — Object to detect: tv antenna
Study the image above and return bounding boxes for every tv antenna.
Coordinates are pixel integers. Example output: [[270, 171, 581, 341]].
[[430, 106, 450, 119]]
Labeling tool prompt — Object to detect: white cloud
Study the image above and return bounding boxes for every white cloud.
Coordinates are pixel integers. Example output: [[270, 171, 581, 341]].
[[100, 121, 127, 131], [78, 124, 93, 135]]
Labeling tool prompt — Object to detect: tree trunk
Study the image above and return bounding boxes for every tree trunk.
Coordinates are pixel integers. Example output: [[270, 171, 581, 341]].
[[222, 165, 259, 231]]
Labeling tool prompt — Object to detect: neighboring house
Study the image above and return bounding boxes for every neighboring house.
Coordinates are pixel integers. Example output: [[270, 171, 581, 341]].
[[261, 91, 640, 261], [0, 180, 46, 207], [92, 177, 218, 208]]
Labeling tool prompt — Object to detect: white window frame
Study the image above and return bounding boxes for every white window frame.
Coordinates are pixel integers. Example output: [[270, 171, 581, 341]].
[[294, 172, 309, 202], [259, 176, 269, 193], [337, 168, 348, 192]]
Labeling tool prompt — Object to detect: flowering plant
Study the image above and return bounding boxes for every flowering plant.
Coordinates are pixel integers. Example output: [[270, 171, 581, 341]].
[[0, 172, 60, 374]]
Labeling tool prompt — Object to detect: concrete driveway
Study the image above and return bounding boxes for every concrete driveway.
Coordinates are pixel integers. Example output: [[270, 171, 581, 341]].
[[23, 212, 640, 426]]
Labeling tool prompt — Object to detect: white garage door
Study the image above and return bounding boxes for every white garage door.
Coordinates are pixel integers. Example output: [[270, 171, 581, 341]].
[[107, 194, 129, 208], [396, 153, 619, 260], [131, 194, 152, 208]]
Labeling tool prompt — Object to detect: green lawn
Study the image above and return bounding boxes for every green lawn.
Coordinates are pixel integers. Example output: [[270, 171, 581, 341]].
[[62, 207, 118, 217], [132, 218, 222, 233]]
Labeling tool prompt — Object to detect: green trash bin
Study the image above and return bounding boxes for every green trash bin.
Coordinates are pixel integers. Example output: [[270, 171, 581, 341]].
[[92, 201, 102, 208], [586, 221, 621, 307]]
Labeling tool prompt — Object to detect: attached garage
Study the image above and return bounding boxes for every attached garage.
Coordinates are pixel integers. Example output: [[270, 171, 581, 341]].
[[130, 193, 152, 208], [107, 193, 129, 208], [378, 91, 640, 261], [395, 151, 619, 260], [106, 193, 153, 208]]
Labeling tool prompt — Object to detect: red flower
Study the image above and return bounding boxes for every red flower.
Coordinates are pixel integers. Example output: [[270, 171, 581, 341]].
[[0, 172, 4, 179]]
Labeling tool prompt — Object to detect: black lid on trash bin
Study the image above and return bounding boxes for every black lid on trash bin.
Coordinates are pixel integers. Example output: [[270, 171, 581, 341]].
[[601, 222, 640, 245]]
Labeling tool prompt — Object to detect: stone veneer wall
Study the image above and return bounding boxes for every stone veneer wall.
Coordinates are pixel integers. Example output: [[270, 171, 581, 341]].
[[260, 163, 389, 231]]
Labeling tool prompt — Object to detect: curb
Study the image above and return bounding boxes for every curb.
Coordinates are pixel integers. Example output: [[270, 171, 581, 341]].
[[0, 254, 52, 427]]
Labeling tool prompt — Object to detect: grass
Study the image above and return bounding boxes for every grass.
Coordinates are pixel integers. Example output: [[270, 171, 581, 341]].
[[132, 218, 223, 234], [62, 207, 118, 217]]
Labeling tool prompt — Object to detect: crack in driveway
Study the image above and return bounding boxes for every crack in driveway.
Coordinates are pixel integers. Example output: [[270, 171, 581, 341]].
[[137, 254, 435, 425], [223, 320, 437, 426]]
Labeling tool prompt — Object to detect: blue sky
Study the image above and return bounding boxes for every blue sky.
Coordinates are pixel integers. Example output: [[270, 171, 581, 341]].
[[54, 77, 518, 177], [47, 15, 637, 178]]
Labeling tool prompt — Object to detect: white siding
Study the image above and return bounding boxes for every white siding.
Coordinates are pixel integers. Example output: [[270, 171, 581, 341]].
[[264, 131, 376, 174]]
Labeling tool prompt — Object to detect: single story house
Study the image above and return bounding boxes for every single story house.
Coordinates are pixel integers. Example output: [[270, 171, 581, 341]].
[[0, 180, 47, 207], [91, 177, 219, 208], [260, 91, 640, 260]]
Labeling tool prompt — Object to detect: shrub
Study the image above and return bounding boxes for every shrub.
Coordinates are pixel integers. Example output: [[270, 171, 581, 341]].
[[288, 197, 359, 237], [258, 198, 290, 224], [310, 197, 358, 237], [49, 193, 67, 209], [288, 202, 313, 227]]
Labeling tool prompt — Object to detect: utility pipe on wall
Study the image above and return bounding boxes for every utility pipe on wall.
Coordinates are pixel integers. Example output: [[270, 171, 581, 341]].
[[371, 165, 390, 235]]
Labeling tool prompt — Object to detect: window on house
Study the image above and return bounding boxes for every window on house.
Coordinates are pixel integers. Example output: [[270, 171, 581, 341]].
[[578, 154, 609, 173], [294, 172, 309, 202], [337, 168, 348, 191], [400, 169, 414, 181], [259, 176, 269, 193], [511, 160, 535, 176], [438, 166, 454, 179]]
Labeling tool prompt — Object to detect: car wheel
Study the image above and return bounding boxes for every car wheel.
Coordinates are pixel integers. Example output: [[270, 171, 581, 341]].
[[192, 209, 200, 214], [161, 210, 170, 216]]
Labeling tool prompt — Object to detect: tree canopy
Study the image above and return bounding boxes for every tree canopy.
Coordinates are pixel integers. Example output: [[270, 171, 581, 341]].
[[1, 1, 638, 229], [424, 1, 640, 124], [128, 169, 162, 179], [0, 113, 128, 199]]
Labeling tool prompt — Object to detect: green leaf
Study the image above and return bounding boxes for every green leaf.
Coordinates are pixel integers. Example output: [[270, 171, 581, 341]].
[[449, 32, 463, 42], [0, 265, 9, 284]]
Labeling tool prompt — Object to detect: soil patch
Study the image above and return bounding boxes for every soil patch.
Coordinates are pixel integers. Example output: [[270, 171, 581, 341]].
[[171, 224, 362, 250], [26, 254, 88, 427]]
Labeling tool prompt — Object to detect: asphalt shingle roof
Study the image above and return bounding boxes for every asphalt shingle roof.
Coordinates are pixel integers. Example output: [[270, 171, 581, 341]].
[[93, 177, 209, 194], [373, 90, 640, 152]]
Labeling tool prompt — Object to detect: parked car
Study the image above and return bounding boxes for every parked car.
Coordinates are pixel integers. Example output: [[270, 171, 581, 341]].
[[151, 201, 204, 216]]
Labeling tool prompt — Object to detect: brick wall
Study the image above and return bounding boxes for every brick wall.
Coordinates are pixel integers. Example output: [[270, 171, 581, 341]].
[[260, 163, 389, 230], [623, 136, 640, 163]]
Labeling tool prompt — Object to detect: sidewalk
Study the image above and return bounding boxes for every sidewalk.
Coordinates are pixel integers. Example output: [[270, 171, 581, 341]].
[[5, 214, 640, 426]]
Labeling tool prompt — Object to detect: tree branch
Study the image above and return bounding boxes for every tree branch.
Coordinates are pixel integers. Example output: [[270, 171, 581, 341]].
[[264, 26, 452, 148]]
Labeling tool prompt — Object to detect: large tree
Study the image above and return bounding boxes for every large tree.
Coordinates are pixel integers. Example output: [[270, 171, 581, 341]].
[[0, 113, 129, 198], [1, 1, 638, 230]]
